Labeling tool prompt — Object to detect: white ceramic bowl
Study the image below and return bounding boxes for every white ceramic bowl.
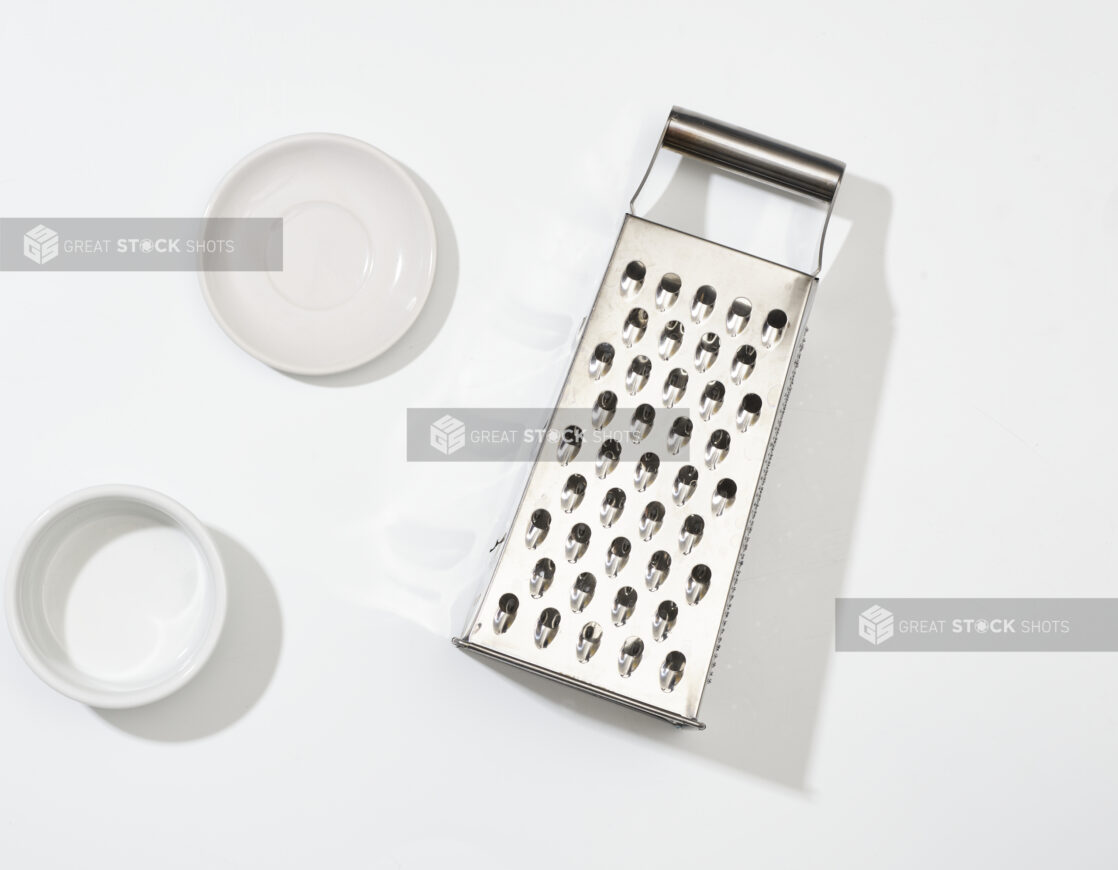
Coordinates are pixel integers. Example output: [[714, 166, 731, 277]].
[[200, 132, 437, 375], [5, 486, 226, 708]]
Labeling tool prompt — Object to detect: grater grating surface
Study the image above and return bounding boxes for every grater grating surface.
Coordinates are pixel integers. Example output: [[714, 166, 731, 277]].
[[455, 109, 844, 728]]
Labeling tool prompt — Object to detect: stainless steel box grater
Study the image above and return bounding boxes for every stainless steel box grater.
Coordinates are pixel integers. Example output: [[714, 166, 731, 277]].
[[454, 108, 845, 728]]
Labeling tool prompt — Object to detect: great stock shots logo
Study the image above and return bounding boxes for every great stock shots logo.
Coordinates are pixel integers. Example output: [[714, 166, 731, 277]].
[[859, 605, 895, 646], [837, 598, 1118, 651], [406, 407, 692, 463], [429, 414, 466, 456], [23, 225, 59, 265], [2, 218, 282, 270]]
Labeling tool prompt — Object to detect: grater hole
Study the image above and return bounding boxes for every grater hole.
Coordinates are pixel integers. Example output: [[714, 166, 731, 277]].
[[534, 607, 561, 649], [646, 550, 672, 590], [618, 637, 645, 676], [576, 621, 603, 662], [712, 478, 737, 516], [529, 557, 556, 598], [620, 260, 646, 296], [652, 600, 679, 642], [525, 509, 551, 549], [600, 487, 626, 528], [731, 344, 757, 384], [737, 393, 763, 432], [494, 593, 519, 633], [557, 425, 584, 465], [762, 308, 788, 346], [612, 586, 638, 626], [705, 429, 730, 469], [630, 404, 655, 442], [592, 390, 617, 430], [634, 451, 660, 491], [673, 465, 699, 506], [566, 522, 591, 563], [658, 320, 684, 360], [596, 439, 622, 479], [639, 501, 665, 541], [605, 536, 631, 576], [668, 416, 692, 456], [663, 367, 689, 408], [686, 565, 711, 605], [680, 514, 705, 555], [622, 308, 649, 347], [695, 332, 720, 372], [589, 342, 615, 380], [691, 285, 717, 323], [699, 380, 725, 421], [560, 473, 587, 513], [625, 355, 652, 395], [726, 298, 752, 336], [655, 273, 682, 310], [660, 651, 686, 692], [570, 572, 597, 613]]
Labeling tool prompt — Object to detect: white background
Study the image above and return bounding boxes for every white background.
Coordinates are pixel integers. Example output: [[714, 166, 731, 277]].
[[2, 1, 1117, 867]]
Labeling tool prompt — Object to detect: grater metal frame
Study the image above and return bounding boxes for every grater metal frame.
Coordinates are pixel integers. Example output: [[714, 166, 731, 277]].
[[454, 108, 845, 728]]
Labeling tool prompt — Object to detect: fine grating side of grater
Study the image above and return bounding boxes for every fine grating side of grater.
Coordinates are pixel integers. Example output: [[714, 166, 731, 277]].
[[454, 108, 845, 728]]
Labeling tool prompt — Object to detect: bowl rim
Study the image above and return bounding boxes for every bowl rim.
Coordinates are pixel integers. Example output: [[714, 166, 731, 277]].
[[4, 484, 227, 708]]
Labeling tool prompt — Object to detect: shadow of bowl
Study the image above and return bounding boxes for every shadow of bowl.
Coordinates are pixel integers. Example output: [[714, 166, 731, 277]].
[[94, 529, 282, 741]]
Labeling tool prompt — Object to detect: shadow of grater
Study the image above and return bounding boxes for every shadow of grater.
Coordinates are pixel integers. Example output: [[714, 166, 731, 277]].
[[454, 107, 845, 728]]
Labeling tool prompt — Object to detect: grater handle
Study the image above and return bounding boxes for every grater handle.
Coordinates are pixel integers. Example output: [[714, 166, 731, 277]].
[[660, 108, 844, 203], [631, 107, 846, 275]]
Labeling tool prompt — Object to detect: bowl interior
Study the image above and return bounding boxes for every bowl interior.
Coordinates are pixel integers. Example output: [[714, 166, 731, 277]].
[[10, 494, 222, 703]]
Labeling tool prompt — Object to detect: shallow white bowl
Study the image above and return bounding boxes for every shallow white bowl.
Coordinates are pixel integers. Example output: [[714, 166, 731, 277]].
[[200, 132, 437, 375], [5, 486, 226, 708]]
